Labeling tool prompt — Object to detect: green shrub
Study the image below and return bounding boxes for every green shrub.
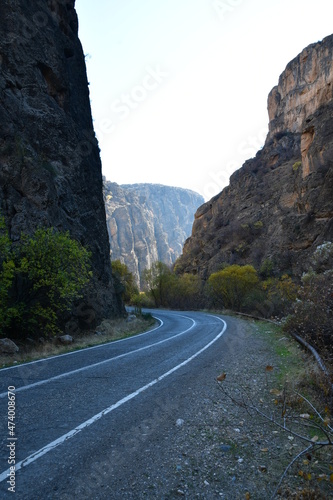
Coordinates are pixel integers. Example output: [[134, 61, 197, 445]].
[[284, 269, 333, 364], [242, 287, 273, 317], [111, 259, 139, 303], [167, 273, 203, 310], [253, 220, 263, 230], [284, 243, 333, 362], [259, 258, 274, 279], [131, 292, 155, 309], [0, 216, 16, 332], [261, 274, 297, 317], [292, 160, 302, 171], [141, 261, 174, 307], [0, 222, 92, 339]]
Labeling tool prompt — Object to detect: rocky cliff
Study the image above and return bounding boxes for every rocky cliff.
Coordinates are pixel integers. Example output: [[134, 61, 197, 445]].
[[0, 0, 124, 331], [104, 182, 204, 287], [176, 34, 333, 280]]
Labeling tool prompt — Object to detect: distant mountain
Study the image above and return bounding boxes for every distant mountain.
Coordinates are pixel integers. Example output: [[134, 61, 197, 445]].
[[104, 182, 204, 287], [175, 34, 333, 280]]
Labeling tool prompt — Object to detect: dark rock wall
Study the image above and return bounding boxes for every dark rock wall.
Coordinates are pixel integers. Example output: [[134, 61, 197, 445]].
[[104, 182, 204, 288], [176, 34, 333, 280], [0, 0, 124, 331]]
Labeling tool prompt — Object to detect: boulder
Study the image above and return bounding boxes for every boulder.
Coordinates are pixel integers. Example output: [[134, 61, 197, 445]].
[[0, 339, 19, 354], [58, 335, 73, 345]]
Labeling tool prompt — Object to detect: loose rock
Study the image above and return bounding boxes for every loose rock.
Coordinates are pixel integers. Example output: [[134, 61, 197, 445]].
[[58, 335, 73, 345], [0, 338, 19, 354]]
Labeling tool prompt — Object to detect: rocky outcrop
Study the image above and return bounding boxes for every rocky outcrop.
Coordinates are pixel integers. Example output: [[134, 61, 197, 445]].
[[0, 0, 124, 332], [267, 36, 333, 141], [176, 34, 333, 280], [104, 182, 204, 287]]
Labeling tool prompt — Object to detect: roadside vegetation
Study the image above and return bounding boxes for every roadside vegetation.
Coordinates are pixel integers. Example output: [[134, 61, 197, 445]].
[[0, 215, 155, 365], [125, 242, 333, 377], [1, 207, 332, 382], [122, 243, 332, 495], [0, 215, 92, 340], [1, 215, 332, 495], [0, 313, 155, 369]]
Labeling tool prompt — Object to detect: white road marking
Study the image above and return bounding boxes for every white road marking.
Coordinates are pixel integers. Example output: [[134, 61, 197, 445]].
[[0, 315, 195, 398], [0, 316, 227, 483], [0, 316, 164, 373]]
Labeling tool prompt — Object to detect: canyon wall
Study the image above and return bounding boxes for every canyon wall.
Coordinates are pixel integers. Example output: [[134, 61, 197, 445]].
[[176, 34, 333, 280], [104, 182, 204, 288], [0, 0, 124, 332]]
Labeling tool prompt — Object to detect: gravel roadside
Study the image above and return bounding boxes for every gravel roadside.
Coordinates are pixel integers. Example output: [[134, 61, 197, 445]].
[[11, 313, 329, 500], [99, 314, 331, 500]]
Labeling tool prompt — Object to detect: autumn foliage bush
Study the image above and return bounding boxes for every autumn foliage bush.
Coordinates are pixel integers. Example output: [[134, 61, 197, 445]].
[[207, 264, 259, 310], [139, 260, 298, 317], [139, 261, 203, 309]]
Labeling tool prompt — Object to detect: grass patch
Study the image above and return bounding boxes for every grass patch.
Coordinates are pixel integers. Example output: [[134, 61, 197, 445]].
[[0, 314, 156, 369], [253, 321, 306, 384]]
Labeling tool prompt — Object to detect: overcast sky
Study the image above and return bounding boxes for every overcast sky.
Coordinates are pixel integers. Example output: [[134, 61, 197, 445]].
[[76, 0, 333, 200]]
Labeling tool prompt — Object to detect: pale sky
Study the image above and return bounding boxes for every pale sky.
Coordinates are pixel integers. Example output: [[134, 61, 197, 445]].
[[76, 0, 333, 200]]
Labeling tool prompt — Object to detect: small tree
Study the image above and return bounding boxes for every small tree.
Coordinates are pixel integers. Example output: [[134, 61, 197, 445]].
[[173, 273, 202, 310], [111, 259, 138, 303], [0, 225, 92, 339], [141, 261, 173, 307], [207, 264, 259, 310]]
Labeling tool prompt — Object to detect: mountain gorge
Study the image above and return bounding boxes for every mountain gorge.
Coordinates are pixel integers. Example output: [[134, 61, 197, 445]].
[[176, 34, 333, 281], [0, 0, 123, 332], [104, 182, 204, 288]]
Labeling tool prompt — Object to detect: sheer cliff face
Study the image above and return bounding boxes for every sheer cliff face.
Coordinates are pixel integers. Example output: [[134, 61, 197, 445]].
[[104, 182, 204, 288], [0, 0, 123, 329], [267, 36, 333, 141], [177, 35, 333, 279]]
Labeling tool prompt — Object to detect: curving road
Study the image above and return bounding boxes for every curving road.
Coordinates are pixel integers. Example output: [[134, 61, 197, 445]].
[[0, 310, 233, 499]]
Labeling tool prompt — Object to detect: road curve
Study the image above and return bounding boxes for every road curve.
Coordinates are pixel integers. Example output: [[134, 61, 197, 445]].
[[0, 310, 232, 499]]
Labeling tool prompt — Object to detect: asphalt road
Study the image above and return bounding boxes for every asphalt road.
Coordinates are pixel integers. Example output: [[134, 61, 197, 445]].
[[0, 310, 233, 499]]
